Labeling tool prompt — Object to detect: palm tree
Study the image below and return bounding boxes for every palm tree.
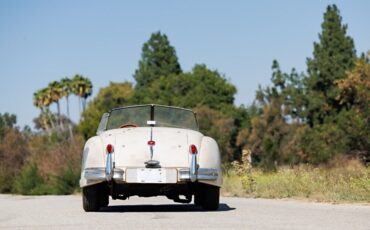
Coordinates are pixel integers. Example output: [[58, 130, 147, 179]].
[[33, 90, 43, 109], [61, 77, 74, 138], [71, 74, 93, 113], [33, 90, 50, 133], [33, 88, 56, 133], [61, 77, 72, 119], [82, 78, 93, 111], [48, 81, 64, 130]]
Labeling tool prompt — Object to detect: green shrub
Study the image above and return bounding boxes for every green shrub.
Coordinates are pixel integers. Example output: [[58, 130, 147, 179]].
[[301, 122, 348, 164], [0, 168, 13, 193], [13, 162, 55, 195], [54, 162, 81, 195]]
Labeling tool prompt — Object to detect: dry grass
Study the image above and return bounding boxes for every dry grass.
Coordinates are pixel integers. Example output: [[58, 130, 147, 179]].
[[222, 160, 370, 203]]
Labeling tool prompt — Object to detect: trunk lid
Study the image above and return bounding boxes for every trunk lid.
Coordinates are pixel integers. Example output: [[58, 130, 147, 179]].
[[113, 127, 190, 168]]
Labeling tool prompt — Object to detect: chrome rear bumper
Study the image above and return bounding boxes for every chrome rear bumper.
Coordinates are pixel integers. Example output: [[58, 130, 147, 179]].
[[80, 167, 218, 187]]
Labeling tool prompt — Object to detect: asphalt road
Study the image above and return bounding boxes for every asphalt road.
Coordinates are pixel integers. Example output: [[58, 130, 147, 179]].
[[0, 195, 369, 230]]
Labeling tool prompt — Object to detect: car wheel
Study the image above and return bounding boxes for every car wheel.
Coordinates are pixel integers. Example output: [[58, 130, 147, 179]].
[[194, 191, 203, 206], [98, 184, 109, 208], [82, 184, 101, 212], [201, 184, 220, 211]]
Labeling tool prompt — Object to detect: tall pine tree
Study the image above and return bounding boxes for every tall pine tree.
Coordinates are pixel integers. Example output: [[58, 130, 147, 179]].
[[305, 4, 356, 125], [133, 31, 182, 89]]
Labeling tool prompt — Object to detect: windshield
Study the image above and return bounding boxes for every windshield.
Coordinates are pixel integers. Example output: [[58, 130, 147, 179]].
[[105, 105, 198, 131]]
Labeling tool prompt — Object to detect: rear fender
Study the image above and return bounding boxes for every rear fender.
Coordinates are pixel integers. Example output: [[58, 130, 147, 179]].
[[198, 136, 222, 187], [81, 136, 105, 170], [80, 136, 107, 187]]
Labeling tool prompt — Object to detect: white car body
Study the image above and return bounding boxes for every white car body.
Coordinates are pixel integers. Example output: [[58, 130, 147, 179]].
[[80, 105, 222, 211]]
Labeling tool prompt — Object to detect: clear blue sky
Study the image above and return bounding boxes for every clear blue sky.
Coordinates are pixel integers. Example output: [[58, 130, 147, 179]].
[[0, 1, 369, 128]]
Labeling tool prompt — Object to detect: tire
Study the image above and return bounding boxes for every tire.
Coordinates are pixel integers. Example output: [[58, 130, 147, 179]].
[[201, 184, 220, 211], [194, 192, 203, 206], [82, 185, 100, 212], [98, 184, 109, 208]]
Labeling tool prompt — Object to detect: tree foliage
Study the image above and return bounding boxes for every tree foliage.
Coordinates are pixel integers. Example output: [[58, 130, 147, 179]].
[[33, 75, 93, 137], [71, 74, 93, 112], [1, 114, 84, 195], [135, 64, 236, 110], [0, 113, 17, 137], [129, 34, 242, 161], [335, 58, 370, 115], [195, 105, 236, 162], [0, 127, 29, 192], [241, 5, 369, 168], [78, 82, 134, 138], [305, 4, 356, 125], [133, 31, 182, 89], [12, 162, 46, 195]]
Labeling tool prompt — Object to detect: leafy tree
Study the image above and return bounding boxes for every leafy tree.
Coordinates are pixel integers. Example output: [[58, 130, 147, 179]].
[[300, 58, 370, 164], [130, 32, 243, 162], [332, 57, 370, 158], [133, 31, 182, 89], [0, 123, 29, 193], [133, 62, 243, 162], [136, 64, 237, 110], [298, 5, 368, 163], [335, 57, 370, 115], [236, 103, 260, 150], [0, 113, 17, 137], [241, 5, 366, 167], [246, 100, 289, 170], [195, 105, 236, 162], [190, 65, 236, 108], [244, 61, 309, 169], [306, 4, 356, 125], [256, 60, 306, 121], [301, 115, 348, 164], [78, 82, 134, 139]]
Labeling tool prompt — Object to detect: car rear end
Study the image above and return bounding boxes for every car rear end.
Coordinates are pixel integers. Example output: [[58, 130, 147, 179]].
[[80, 105, 221, 211]]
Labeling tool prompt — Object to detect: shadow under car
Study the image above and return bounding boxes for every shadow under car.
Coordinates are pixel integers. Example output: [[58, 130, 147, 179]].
[[97, 203, 235, 213]]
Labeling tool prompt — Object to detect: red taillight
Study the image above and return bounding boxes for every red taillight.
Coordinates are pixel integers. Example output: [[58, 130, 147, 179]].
[[148, 140, 155, 146], [190, 144, 197, 154], [106, 144, 114, 154]]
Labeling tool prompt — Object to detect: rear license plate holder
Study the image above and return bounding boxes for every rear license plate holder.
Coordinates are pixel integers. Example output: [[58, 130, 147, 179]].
[[137, 168, 166, 183]]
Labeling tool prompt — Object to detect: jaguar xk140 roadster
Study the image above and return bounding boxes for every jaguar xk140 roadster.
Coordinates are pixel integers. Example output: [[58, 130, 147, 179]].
[[80, 104, 222, 211]]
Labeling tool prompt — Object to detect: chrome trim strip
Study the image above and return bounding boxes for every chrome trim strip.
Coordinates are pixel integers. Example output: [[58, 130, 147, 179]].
[[179, 168, 218, 181]]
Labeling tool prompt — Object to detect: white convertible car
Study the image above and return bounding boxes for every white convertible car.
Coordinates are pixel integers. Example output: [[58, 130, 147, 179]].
[[80, 104, 222, 211]]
